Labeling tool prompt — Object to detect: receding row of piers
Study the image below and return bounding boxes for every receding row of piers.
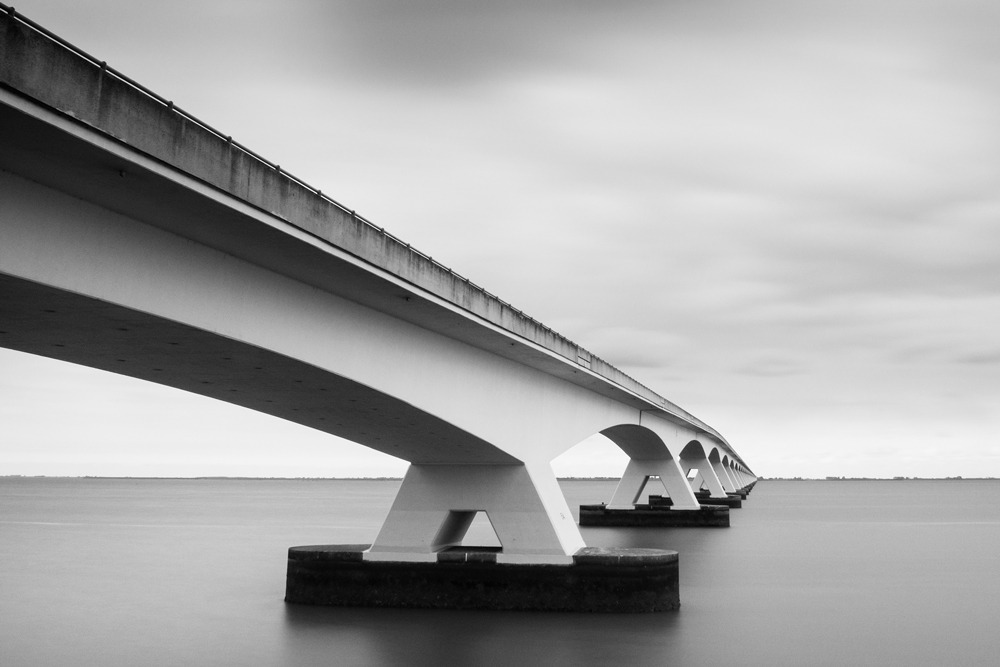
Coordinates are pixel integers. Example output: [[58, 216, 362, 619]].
[[285, 475, 758, 612], [581, 460, 758, 529]]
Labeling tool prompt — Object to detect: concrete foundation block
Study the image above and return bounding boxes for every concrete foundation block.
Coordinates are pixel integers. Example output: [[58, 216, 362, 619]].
[[650, 493, 742, 509], [285, 544, 680, 612], [579, 503, 730, 528]]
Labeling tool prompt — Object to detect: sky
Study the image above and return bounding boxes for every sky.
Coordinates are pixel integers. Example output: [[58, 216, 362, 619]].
[[2, 0, 999, 479]]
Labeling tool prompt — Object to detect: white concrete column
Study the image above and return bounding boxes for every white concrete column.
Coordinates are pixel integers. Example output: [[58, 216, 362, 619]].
[[711, 458, 737, 493], [608, 459, 650, 509], [370, 463, 584, 563], [684, 455, 728, 498], [608, 458, 699, 510], [690, 470, 706, 492]]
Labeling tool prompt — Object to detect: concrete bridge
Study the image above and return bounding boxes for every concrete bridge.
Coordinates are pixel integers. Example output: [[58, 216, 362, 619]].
[[0, 8, 755, 565]]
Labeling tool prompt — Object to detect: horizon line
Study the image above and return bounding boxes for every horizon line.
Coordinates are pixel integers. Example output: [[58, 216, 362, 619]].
[[0, 475, 995, 481]]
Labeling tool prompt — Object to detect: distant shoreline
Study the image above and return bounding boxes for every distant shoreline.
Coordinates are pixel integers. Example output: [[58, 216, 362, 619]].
[[0, 475, 620, 481], [762, 476, 995, 481], [0, 475, 995, 481]]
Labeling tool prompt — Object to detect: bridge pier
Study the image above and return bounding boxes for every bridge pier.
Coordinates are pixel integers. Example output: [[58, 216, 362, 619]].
[[679, 441, 731, 502], [368, 463, 582, 563], [712, 455, 738, 493], [287, 462, 682, 611], [581, 456, 731, 528], [607, 458, 699, 510], [580, 422, 738, 528], [689, 469, 705, 492]]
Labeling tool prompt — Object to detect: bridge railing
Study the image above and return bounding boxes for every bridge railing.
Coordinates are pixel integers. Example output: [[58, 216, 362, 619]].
[[0, 5, 565, 341]]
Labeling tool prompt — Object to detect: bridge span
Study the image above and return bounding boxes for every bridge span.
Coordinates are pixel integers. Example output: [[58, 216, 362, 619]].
[[0, 8, 755, 565]]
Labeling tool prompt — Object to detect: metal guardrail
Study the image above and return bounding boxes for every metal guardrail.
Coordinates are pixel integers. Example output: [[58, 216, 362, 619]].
[[0, 2, 696, 427]]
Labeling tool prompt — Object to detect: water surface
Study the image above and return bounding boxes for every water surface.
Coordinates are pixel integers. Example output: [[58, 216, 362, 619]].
[[1, 478, 997, 666]]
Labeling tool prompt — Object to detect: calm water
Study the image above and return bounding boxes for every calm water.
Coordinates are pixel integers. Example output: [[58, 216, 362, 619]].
[[1, 477, 998, 666]]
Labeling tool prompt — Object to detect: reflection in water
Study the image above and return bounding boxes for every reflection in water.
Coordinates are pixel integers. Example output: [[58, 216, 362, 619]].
[[281, 603, 682, 667]]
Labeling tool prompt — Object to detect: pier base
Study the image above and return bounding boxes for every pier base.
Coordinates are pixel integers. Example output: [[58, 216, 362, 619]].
[[652, 493, 742, 509], [579, 503, 730, 528], [285, 544, 679, 612]]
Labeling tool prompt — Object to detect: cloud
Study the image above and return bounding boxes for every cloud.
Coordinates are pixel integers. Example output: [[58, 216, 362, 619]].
[[736, 356, 810, 378], [956, 351, 1000, 365], [304, 0, 686, 87]]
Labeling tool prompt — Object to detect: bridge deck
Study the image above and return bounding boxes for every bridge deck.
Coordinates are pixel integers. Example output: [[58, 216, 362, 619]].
[[0, 6, 742, 459]]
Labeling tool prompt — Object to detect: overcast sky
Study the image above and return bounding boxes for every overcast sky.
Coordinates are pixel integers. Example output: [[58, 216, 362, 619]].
[[3, 0, 999, 478]]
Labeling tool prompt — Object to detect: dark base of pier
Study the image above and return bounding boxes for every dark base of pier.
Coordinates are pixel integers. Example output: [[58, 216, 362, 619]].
[[579, 503, 730, 527], [652, 493, 742, 509], [285, 545, 679, 612]]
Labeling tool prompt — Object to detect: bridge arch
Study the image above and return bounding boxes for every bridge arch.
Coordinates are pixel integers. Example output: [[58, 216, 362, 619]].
[[675, 439, 731, 499], [708, 447, 738, 493], [597, 423, 696, 509], [680, 439, 709, 459]]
